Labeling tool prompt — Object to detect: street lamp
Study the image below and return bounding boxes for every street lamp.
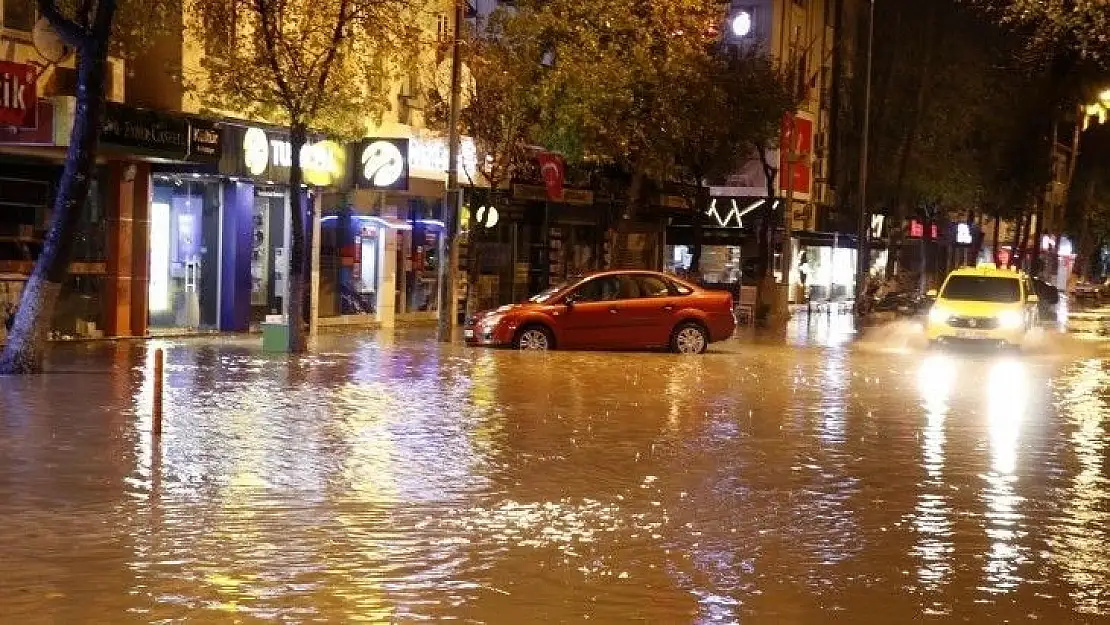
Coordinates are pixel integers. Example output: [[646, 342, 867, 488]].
[[731, 10, 753, 38]]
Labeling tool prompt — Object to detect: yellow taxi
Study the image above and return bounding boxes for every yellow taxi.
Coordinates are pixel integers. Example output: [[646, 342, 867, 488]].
[[925, 264, 1040, 348]]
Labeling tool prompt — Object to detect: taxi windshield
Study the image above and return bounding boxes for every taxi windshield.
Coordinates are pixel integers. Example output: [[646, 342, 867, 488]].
[[941, 275, 1021, 303]]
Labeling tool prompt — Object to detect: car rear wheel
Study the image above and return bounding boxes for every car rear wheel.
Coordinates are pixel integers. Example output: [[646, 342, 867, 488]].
[[514, 325, 554, 351], [671, 322, 708, 354]]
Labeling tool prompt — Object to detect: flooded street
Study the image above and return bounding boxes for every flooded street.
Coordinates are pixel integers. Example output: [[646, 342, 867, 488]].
[[2, 322, 1110, 623]]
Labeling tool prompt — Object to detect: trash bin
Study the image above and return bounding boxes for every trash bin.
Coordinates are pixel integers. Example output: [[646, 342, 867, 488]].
[[261, 315, 289, 353]]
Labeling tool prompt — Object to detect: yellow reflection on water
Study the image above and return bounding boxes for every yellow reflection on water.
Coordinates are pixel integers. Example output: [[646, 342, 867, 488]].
[[1049, 359, 1110, 614], [914, 354, 954, 593], [982, 358, 1029, 595]]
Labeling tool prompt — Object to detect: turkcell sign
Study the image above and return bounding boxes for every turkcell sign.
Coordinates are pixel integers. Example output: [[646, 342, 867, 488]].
[[0, 61, 37, 129]]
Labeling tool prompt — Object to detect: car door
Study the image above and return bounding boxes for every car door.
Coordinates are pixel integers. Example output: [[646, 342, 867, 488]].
[[559, 276, 631, 349], [623, 274, 680, 347]]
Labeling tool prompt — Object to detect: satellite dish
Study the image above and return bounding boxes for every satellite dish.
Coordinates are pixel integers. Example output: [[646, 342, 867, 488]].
[[435, 60, 476, 109], [32, 18, 70, 64]]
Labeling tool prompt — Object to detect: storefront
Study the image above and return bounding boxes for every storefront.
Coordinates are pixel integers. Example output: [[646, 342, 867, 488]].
[[319, 134, 467, 327], [0, 96, 201, 341], [146, 122, 345, 334], [788, 232, 859, 304]]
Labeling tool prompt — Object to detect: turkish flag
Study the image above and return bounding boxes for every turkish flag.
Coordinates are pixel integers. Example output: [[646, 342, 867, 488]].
[[537, 152, 565, 201]]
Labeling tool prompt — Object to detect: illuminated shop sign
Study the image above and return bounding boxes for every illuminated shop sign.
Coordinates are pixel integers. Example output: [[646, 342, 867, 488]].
[[234, 126, 346, 186], [355, 138, 409, 191], [0, 61, 37, 128], [408, 134, 479, 180]]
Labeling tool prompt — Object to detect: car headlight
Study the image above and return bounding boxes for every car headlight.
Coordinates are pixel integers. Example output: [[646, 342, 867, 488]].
[[997, 310, 1024, 329], [928, 305, 950, 324], [480, 314, 504, 330]]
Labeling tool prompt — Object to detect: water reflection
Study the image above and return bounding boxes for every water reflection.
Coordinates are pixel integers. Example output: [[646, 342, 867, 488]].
[[2, 334, 1110, 621], [913, 355, 954, 596], [981, 358, 1028, 595], [1049, 359, 1110, 614]]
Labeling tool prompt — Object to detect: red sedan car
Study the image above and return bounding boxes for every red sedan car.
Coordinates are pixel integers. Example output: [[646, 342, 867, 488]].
[[464, 270, 736, 353]]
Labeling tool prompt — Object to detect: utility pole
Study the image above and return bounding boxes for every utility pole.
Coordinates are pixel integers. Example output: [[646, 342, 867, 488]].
[[854, 0, 875, 312], [438, 0, 465, 342]]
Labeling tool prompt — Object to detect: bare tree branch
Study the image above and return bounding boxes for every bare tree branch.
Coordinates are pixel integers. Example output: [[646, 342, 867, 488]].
[[306, 0, 351, 118], [254, 0, 300, 119], [37, 0, 87, 48]]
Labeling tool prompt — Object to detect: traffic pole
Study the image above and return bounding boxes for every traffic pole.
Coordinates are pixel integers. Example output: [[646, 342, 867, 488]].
[[153, 348, 164, 437]]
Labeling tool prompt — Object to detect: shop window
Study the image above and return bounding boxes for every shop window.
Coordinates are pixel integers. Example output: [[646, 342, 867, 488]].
[[148, 180, 222, 333]]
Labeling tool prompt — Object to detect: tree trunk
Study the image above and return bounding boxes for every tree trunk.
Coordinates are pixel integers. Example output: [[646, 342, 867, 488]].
[[968, 211, 984, 266], [886, 2, 939, 279], [615, 170, 646, 267], [688, 185, 709, 276], [755, 145, 784, 326], [991, 210, 1001, 263], [1009, 208, 1026, 269], [465, 209, 483, 317], [0, 5, 114, 374], [286, 123, 309, 353], [1030, 200, 1045, 275]]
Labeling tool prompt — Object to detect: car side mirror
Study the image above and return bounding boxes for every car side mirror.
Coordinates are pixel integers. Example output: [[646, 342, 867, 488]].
[[564, 296, 576, 309], [1027, 294, 1040, 304], [926, 289, 938, 299]]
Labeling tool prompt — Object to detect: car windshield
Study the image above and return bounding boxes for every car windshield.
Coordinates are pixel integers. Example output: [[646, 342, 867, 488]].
[[941, 275, 1021, 303], [529, 279, 579, 304]]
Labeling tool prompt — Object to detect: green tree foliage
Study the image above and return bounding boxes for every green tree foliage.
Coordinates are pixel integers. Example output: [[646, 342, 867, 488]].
[[851, 0, 1053, 275], [189, 0, 424, 352], [1067, 127, 1110, 277], [662, 46, 797, 276], [488, 0, 724, 187], [968, 0, 1110, 60], [0, 0, 178, 374]]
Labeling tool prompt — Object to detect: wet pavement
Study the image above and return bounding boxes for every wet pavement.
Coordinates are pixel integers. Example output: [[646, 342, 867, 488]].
[[3, 319, 1110, 623]]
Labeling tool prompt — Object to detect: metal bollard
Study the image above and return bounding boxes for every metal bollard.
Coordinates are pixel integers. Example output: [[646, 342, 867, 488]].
[[153, 348, 164, 437]]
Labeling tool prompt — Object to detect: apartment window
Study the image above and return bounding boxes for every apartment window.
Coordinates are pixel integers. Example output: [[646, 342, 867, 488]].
[[203, 7, 236, 57], [437, 12, 453, 42], [3, 0, 36, 32]]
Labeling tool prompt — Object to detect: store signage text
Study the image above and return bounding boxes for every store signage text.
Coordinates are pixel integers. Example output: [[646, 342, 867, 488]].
[[0, 61, 37, 129], [243, 127, 345, 186], [512, 184, 593, 206], [99, 103, 222, 162], [102, 102, 188, 155], [409, 135, 479, 180]]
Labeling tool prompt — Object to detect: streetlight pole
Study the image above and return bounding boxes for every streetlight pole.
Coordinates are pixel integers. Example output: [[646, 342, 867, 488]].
[[854, 0, 875, 314], [438, 0, 465, 343]]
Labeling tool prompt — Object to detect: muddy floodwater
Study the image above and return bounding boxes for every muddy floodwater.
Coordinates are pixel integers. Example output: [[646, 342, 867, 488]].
[[2, 321, 1110, 623]]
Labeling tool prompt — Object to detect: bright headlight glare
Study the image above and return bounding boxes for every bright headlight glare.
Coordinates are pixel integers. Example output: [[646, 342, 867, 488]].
[[929, 306, 949, 324], [998, 309, 1023, 329]]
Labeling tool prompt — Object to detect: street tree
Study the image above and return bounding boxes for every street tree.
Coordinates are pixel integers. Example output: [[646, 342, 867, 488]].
[[189, 0, 424, 353], [0, 0, 178, 374], [1066, 126, 1110, 279], [662, 46, 796, 316], [492, 0, 728, 262], [452, 25, 539, 315], [968, 0, 1110, 60], [850, 0, 1052, 284]]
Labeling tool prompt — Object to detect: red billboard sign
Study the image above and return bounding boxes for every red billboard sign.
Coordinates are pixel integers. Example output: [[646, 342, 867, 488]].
[[0, 61, 37, 129], [780, 113, 813, 198]]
